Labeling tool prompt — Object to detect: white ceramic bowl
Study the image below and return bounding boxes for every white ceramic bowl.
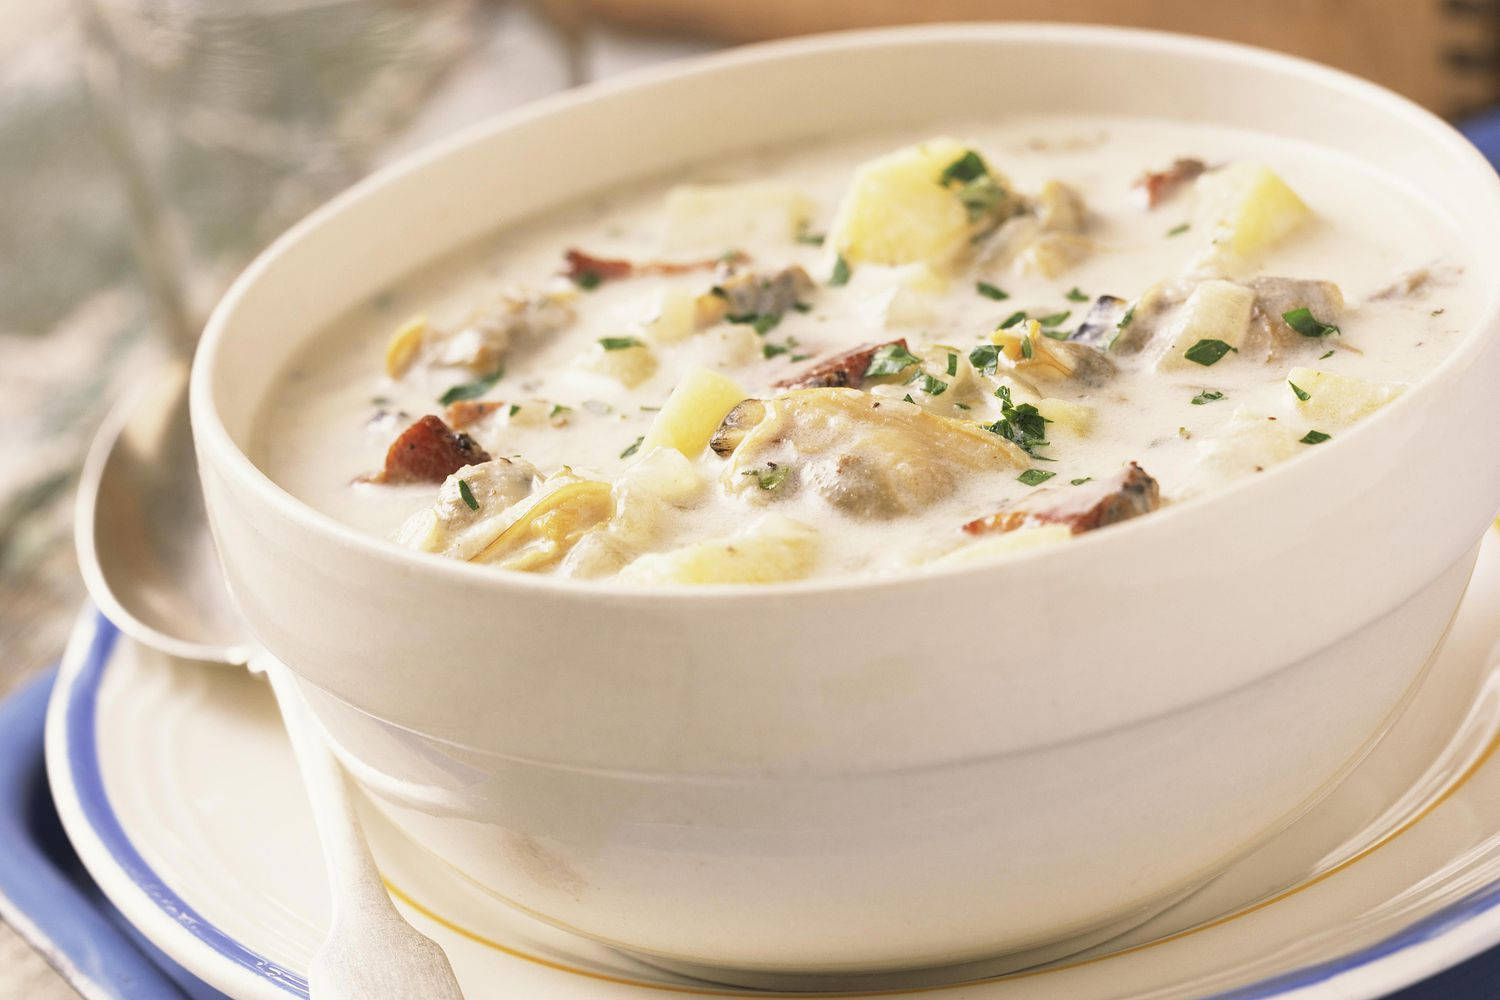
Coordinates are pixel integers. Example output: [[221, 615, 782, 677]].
[[191, 23, 1500, 982]]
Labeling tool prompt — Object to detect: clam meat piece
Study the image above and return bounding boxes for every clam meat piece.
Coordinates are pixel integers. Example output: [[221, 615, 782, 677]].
[[712, 388, 1028, 519], [1245, 277, 1345, 358], [396, 457, 542, 559], [433, 290, 576, 374], [963, 462, 1161, 536], [694, 265, 816, 328], [473, 476, 615, 573], [996, 322, 1117, 386], [1033, 179, 1088, 233], [1068, 295, 1130, 349]]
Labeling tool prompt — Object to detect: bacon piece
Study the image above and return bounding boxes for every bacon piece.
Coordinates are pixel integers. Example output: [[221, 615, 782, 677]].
[[964, 462, 1160, 536], [1133, 158, 1207, 209], [563, 248, 749, 285], [375, 415, 491, 484], [444, 399, 506, 430], [774, 339, 908, 390]]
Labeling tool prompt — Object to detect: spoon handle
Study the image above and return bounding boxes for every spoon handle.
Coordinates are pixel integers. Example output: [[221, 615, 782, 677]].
[[256, 656, 465, 1000]]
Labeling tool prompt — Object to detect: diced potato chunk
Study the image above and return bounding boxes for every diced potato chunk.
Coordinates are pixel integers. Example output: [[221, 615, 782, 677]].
[[617, 515, 819, 584], [828, 138, 1002, 268], [1195, 162, 1311, 261], [643, 367, 747, 458], [1155, 280, 1256, 373], [581, 341, 658, 387], [639, 291, 701, 345], [384, 315, 427, 377], [1286, 367, 1406, 424], [619, 446, 705, 506], [1035, 397, 1095, 435], [1183, 407, 1301, 497], [662, 183, 815, 253], [938, 524, 1073, 565]]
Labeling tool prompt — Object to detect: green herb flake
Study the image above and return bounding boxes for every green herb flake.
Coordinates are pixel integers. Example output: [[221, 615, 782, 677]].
[[620, 436, 644, 460], [939, 150, 1007, 222], [1191, 389, 1225, 405], [999, 310, 1028, 330], [1118, 304, 1136, 329], [1300, 429, 1331, 445], [830, 254, 851, 287], [742, 463, 789, 491], [599, 336, 643, 351], [976, 281, 1009, 301], [1020, 335, 1034, 360], [1070, 477, 1093, 486], [863, 342, 924, 378], [1289, 381, 1311, 402], [940, 150, 988, 185], [908, 371, 949, 396], [438, 368, 503, 405], [1184, 339, 1237, 366], [508, 403, 521, 417], [457, 478, 480, 511], [789, 353, 811, 362], [969, 344, 1002, 375], [982, 384, 1051, 457], [1282, 308, 1341, 338], [946, 352, 959, 376], [762, 340, 791, 359], [955, 401, 971, 410], [1166, 222, 1190, 237], [549, 404, 572, 419], [1319, 349, 1335, 360], [573, 271, 603, 290], [1018, 468, 1056, 486], [1065, 287, 1089, 302], [794, 226, 825, 246], [903, 393, 915, 404], [1037, 310, 1071, 328]]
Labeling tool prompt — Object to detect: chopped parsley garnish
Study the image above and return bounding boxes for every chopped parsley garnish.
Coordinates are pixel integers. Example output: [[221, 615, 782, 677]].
[[946, 352, 958, 376], [969, 344, 1001, 375], [903, 393, 915, 404], [998, 310, 1028, 330], [1300, 429, 1331, 444], [743, 463, 789, 491], [1184, 339, 1237, 366], [508, 403, 521, 417], [572, 270, 603, 290], [599, 336, 642, 351], [726, 312, 782, 335], [1319, 349, 1335, 360], [763, 340, 793, 359], [794, 225, 825, 246], [620, 436, 643, 459], [1037, 311, 1071, 328], [1070, 477, 1093, 486], [955, 401, 970, 410], [1065, 287, 1089, 302], [1020, 334, 1034, 360], [982, 385, 1050, 456], [863, 342, 924, 378], [939, 149, 1007, 222], [907, 371, 949, 396], [1289, 381, 1311, 401], [457, 478, 480, 511], [789, 353, 811, 362], [438, 368, 503, 405], [549, 403, 571, 419], [1166, 222, 1190, 237], [1018, 469, 1056, 486], [1191, 389, 1225, 405], [830, 254, 851, 286], [1282, 308, 1340, 338], [976, 281, 1009, 300], [1118, 304, 1136, 329]]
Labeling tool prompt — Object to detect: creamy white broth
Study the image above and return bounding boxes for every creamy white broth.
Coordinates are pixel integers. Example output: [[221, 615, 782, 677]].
[[255, 114, 1473, 583]]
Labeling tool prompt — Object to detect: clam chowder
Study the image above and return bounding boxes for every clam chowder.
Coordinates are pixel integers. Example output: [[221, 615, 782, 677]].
[[255, 116, 1473, 584]]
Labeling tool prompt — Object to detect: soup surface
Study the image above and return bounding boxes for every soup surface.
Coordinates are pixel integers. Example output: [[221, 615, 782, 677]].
[[256, 115, 1473, 584]]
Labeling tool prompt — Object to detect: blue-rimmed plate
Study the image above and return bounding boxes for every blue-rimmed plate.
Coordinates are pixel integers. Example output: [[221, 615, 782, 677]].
[[36, 526, 1500, 999]]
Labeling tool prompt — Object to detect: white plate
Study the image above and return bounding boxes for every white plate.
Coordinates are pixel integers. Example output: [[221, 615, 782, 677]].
[[44, 529, 1500, 1000]]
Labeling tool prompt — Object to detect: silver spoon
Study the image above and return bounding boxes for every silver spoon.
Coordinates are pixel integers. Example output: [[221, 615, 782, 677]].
[[75, 359, 465, 1000]]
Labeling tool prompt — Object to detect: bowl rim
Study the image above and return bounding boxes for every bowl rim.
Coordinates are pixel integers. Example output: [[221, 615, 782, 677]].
[[190, 20, 1500, 603]]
